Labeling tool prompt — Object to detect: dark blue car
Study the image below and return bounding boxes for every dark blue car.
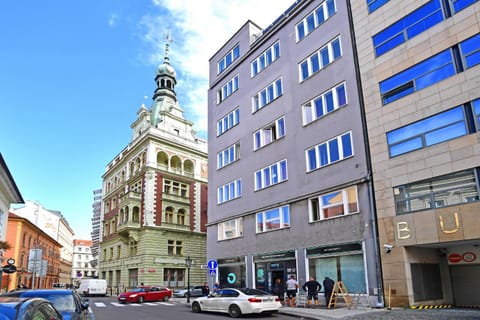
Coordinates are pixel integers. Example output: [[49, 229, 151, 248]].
[[0, 296, 63, 320], [1, 289, 89, 320]]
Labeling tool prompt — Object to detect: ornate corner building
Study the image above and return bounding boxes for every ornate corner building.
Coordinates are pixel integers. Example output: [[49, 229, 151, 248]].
[[99, 41, 208, 290]]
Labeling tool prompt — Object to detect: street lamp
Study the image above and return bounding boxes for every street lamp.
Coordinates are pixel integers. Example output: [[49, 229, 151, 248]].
[[185, 256, 192, 303]]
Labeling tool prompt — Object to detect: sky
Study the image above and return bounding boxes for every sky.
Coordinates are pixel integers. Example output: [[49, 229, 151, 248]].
[[0, 0, 294, 239]]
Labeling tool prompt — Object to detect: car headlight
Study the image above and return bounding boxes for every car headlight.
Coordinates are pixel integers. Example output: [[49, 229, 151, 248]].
[[130, 294, 137, 298]]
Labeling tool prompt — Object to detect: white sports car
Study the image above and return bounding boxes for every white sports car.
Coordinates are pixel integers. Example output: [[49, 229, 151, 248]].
[[191, 288, 281, 318]]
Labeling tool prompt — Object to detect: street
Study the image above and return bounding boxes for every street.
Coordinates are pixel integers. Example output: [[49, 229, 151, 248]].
[[87, 296, 293, 320]]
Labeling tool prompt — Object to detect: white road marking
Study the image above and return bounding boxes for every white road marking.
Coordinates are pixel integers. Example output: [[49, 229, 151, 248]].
[[94, 302, 106, 307], [110, 302, 125, 307]]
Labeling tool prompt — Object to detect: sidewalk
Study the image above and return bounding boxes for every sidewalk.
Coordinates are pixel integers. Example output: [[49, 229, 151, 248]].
[[278, 304, 384, 320]]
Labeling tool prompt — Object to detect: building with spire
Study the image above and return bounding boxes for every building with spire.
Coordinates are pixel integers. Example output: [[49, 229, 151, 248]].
[[98, 38, 208, 290]]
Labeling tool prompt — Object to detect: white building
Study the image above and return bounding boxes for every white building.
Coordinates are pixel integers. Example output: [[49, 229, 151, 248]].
[[72, 239, 96, 285]]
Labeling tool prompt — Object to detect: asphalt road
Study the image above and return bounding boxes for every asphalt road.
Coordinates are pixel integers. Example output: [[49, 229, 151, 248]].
[[87, 296, 294, 320]]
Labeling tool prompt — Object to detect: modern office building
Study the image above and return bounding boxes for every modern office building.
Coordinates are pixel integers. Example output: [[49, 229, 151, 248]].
[[90, 189, 102, 272], [350, 0, 480, 307], [207, 0, 383, 304], [99, 41, 208, 290]]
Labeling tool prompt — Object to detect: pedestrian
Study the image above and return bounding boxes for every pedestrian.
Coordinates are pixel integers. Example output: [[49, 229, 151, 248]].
[[302, 276, 322, 307], [213, 282, 220, 292], [272, 278, 285, 305], [201, 282, 209, 296], [285, 275, 299, 307], [323, 276, 335, 307]]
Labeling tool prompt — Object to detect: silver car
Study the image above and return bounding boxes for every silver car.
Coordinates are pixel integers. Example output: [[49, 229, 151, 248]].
[[191, 288, 281, 318], [173, 286, 203, 298]]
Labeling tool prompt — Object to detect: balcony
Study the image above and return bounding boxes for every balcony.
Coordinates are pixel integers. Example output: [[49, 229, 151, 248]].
[[118, 191, 142, 207], [160, 222, 190, 232], [162, 192, 190, 205], [117, 220, 141, 238]]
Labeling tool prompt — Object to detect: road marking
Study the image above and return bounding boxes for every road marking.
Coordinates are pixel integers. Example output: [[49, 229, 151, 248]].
[[130, 303, 142, 306], [111, 302, 125, 307], [159, 302, 175, 306], [144, 303, 157, 306], [94, 302, 106, 307]]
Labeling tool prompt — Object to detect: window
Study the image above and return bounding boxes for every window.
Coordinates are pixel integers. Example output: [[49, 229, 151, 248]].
[[217, 142, 240, 169], [218, 218, 243, 240], [254, 117, 286, 150], [164, 179, 189, 197], [303, 82, 347, 125], [217, 108, 240, 136], [218, 44, 240, 74], [452, 0, 479, 13], [255, 159, 288, 190], [251, 41, 280, 77], [117, 245, 121, 258], [129, 241, 137, 256], [167, 240, 183, 256], [217, 179, 242, 204], [299, 37, 342, 82], [256, 205, 290, 233], [309, 186, 358, 221], [386, 101, 480, 157], [217, 75, 239, 104], [373, 0, 445, 57], [367, 0, 390, 12], [296, 0, 336, 42], [380, 33, 480, 105], [306, 132, 353, 171], [394, 169, 480, 214], [252, 78, 283, 112]]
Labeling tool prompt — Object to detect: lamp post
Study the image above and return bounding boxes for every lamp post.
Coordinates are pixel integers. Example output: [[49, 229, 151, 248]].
[[185, 256, 192, 303]]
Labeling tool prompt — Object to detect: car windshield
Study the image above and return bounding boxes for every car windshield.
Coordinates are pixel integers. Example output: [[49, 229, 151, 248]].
[[238, 288, 271, 296], [44, 294, 76, 312], [129, 288, 145, 293]]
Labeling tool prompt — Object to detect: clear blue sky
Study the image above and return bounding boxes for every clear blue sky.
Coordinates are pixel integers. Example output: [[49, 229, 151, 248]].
[[0, 0, 293, 239]]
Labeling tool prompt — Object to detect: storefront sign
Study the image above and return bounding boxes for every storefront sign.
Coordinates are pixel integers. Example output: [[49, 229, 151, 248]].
[[306, 243, 362, 256]]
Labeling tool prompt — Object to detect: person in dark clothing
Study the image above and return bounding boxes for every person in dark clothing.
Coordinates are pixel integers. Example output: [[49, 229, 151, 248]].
[[201, 282, 209, 296], [302, 276, 322, 307], [272, 278, 285, 305], [323, 276, 335, 307]]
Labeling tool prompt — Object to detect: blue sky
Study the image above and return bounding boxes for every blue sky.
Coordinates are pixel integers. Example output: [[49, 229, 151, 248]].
[[0, 0, 293, 239]]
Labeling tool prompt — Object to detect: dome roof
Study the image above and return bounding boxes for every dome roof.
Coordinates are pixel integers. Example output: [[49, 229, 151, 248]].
[[156, 62, 176, 78]]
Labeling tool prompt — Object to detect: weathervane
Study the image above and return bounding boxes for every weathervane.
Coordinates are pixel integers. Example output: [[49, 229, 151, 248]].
[[165, 30, 172, 63]]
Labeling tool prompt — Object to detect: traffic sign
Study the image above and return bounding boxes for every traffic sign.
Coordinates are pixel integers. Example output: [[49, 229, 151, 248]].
[[2, 264, 17, 274], [207, 259, 218, 270], [209, 269, 216, 276]]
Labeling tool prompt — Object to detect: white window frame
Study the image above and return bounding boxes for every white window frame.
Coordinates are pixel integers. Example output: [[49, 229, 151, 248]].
[[217, 75, 239, 104], [217, 142, 240, 169], [251, 41, 281, 77], [256, 205, 290, 233], [217, 179, 242, 204], [252, 78, 283, 113], [217, 108, 240, 136], [308, 186, 358, 221], [302, 82, 348, 125], [254, 159, 288, 191], [218, 218, 243, 240], [306, 131, 353, 172], [295, 0, 337, 42], [217, 44, 240, 74], [299, 37, 342, 82], [253, 116, 286, 150]]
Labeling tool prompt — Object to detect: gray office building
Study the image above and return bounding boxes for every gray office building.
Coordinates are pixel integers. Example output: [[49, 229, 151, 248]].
[[207, 0, 383, 305]]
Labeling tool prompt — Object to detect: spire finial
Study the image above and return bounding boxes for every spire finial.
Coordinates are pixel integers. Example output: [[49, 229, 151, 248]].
[[165, 30, 172, 64]]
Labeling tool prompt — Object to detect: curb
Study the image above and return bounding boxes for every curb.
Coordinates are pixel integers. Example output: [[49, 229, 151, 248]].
[[410, 305, 452, 309]]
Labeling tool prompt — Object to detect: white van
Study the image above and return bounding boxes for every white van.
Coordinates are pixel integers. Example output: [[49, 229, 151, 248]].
[[78, 279, 107, 297]]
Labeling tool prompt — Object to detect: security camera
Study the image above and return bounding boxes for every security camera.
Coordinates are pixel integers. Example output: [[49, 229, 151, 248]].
[[384, 244, 393, 253]]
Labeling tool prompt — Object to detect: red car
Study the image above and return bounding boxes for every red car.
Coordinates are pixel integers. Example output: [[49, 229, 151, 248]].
[[118, 286, 172, 303]]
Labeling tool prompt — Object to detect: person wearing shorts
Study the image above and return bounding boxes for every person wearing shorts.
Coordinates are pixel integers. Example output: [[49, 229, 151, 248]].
[[285, 275, 298, 307], [302, 276, 322, 307]]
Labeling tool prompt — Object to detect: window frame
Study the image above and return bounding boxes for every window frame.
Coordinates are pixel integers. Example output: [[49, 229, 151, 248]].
[[302, 82, 348, 125], [217, 75, 239, 104], [217, 179, 242, 204], [217, 44, 240, 75], [299, 36, 342, 82], [254, 159, 288, 191], [306, 131, 354, 172], [218, 218, 243, 241], [256, 205, 290, 233], [251, 41, 280, 77], [252, 78, 283, 113], [253, 116, 286, 150], [309, 186, 359, 221], [295, 0, 336, 42], [217, 142, 240, 169], [217, 108, 240, 136]]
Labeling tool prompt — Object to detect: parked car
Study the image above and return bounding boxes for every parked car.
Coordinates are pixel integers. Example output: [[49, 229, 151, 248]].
[[0, 296, 63, 320], [191, 288, 281, 318], [173, 286, 204, 298], [78, 279, 107, 297], [118, 286, 171, 303], [1, 289, 90, 320]]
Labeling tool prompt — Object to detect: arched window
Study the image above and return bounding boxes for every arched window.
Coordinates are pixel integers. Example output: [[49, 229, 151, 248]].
[[165, 206, 174, 224], [157, 151, 168, 169], [170, 156, 181, 173], [184, 159, 194, 176], [177, 209, 186, 225]]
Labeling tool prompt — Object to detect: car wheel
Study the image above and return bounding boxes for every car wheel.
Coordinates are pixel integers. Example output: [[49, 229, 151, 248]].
[[228, 305, 241, 318], [138, 296, 144, 303], [192, 302, 201, 313], [163, 295, 169, 302]]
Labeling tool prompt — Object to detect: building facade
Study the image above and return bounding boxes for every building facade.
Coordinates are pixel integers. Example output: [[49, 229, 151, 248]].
[[12, 200, 75, 285], [90, 189, 102, 273], [99, 41, 208, 291], [5, 213, 62, 291], [350, 0, 480, 307], [207, 0, 382, 305], [72, 239, 96, 287]]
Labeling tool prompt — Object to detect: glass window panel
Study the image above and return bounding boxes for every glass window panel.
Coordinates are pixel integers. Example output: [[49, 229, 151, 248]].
[[264, 168, 271, 187], [307, 148, 317, 170], [332, 38, 341, 59], [325, 91, 334, 112], [406, 10, 443, 40], [259, 55, 265, 69], [297, 23, 305, 41], [329, 139, 340, 162], [254, 132, 261, 149], [266, 50, 273, 65], [322, 191, 341, 206], [341, 133, 353, 157], [415, 63, 456, 90], [424, 121, 467, 146], [327, 0, 336, 15], [460, 34, 480, 69], [323, 204, 344, 218], [278, 118, 285, 137], [307, 13, 315, 33], [280, 160, 287, 180], [314, 98, 324, 118], [256, 171, 262, 189], [252, 61, 258, 76], [261, 90, 267, 107], [453, 0, 478, 13], [233, 46, 240, 59], [274, 43, 280, 59], [276, 79, 282, 96], [301, 61, 309, 80], [226, 53, 232, 66], [337, 84, 347, 106], [271, 164, 278, 184], [320, 48, 329, 66], [311, 54, 320, 73], [267, 85, 274, 102], [389, 137, 423, 157], [340, 255, 366, 293], [316, 6, 325, 24], [319, 144, 329, 166]]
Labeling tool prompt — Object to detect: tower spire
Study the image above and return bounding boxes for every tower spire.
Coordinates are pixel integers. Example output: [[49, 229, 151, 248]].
[[165, 30, 172, 64]]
